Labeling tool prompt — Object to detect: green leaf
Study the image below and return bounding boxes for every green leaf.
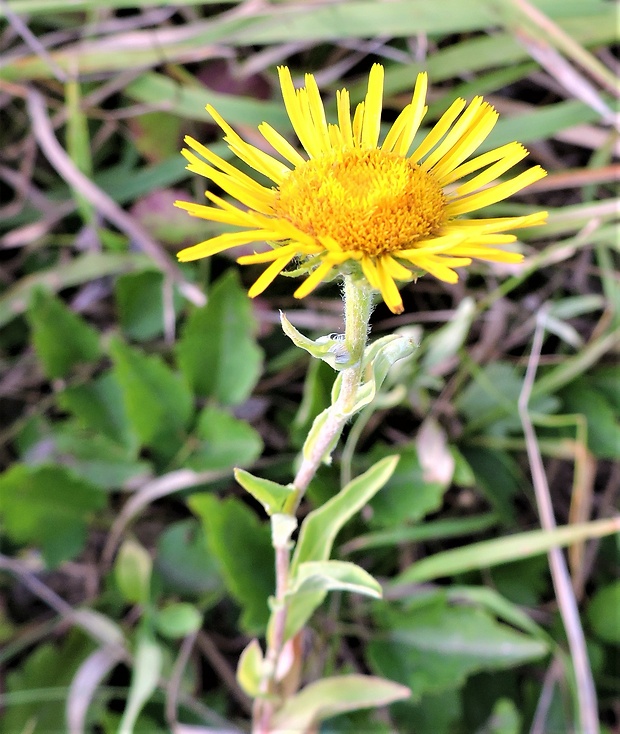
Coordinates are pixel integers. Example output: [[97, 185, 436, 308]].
[[368, 596, 548, 699], [234, 468, 295, 516], [289, 560, 382, 599], [186, 405, 263, 471], [114, 539, 152, 605], [27, 288, 101, 378], [176, 269, 263, 404], [478, 698, 521, 734], [284, 457, 398, 638], [271, 674, 410, 731], [45, 422, 150, 490], [280, 311, 352, 369], [109, 336, 193, 452], [457, 362, 559, 436], [189, 494, 274, 633], [392, 517, 620, 588], [336, 335, 417, 415], [115, 270, 181, 341], [118, 630, 163, 734], [560, 377, 620, 459], [367, 445, 448, 527], [587, 580, 620, 644], [291, 456, 400, 574], [154, 603, 202, 639], [155, 519, 224, 599], [236, 639, 264, 698], [58, 372, 137, 452], [0, 464, 105, 567], [2, 632, 95, 734]]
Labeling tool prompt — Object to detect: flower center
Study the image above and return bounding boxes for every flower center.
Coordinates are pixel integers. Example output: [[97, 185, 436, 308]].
[[273, 148, 447, 256]]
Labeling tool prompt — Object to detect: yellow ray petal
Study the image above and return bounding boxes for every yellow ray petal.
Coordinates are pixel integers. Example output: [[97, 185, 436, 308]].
[[278, 66, 321, 158], [376, 257, 404, 314], [352, 101, 364, 147], [409, 97, 467, 163], [383, 255, 414, 281], [392, 72, 428, 156], [294, 260, 335, 299], [237, 243, 301, 264], [203, 108, 290, 183], [429, 106, 499, 179], [361, 64, 384, 149], [453, 149, 530, 197], [258, 122, 306, 167], [437, 142, 527, 187], [248, 254, 295, 298], [420, 97, 485, 171], [337, 88, 355, 148], [178, 229, 284, 262], [446, 166, 547, 216], [361, 256, 381, 289], [304, 72, 332, 155]]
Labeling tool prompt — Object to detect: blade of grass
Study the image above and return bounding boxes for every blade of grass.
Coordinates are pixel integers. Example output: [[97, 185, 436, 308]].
[[391, 516, 620, 586]]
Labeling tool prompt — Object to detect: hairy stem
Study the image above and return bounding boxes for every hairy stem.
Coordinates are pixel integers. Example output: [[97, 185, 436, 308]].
[[253, 275, 373, 734]]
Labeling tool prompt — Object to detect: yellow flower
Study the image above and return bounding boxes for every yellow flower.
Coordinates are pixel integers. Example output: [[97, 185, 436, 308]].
[[176, 65, 547, 314]]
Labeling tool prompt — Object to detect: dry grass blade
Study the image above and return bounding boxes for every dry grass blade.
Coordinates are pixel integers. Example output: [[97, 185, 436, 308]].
[[25, 88, 205, 307], [518, 310, 599, 734]]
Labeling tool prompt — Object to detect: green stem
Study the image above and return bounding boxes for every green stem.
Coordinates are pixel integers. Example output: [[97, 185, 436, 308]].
[[285, 275, 373, 514], [253, 274, 373, 734]]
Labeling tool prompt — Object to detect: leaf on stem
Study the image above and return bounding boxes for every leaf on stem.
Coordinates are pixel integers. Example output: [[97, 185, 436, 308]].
[[288, 560, 382, 598], [271, 674, 410, 731], [234, 468, 296, 516]]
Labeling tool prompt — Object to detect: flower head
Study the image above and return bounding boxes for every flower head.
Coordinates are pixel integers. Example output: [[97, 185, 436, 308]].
[[176, 65, 547, 313]]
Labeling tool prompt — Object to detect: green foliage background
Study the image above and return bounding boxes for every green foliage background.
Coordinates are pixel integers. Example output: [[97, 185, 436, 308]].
[[0, 0, 618, 732]]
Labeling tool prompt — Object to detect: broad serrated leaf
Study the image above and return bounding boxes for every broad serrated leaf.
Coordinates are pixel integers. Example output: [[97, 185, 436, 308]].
[[234, 469, 295, 516], [186, 405, 262, 471], [109, 336, 193, 452], [367, 445, 448, 527], [155, 519, 224, 599], [272, 674, 410, 731], [189, 494, 274, 633], [115, 270, 182, 341], [367, 597, 548, 699], [176, 269, 263, 404], [58, 372, 137, 452], [27, 288, 101, 379], [0, 464, 105, 567]]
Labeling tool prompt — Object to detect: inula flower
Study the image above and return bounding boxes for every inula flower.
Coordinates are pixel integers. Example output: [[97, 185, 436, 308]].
[[176, 65, 547, 313]]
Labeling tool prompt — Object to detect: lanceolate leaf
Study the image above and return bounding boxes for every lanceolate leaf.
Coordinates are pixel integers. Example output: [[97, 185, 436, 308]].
[[391, 517, 620, 588], [234, 468, 295, 516], [284, 456, 398, 639], [289, 560, 382, 599], [291, 455, 399, 575], [272, 674, 410, 731]]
